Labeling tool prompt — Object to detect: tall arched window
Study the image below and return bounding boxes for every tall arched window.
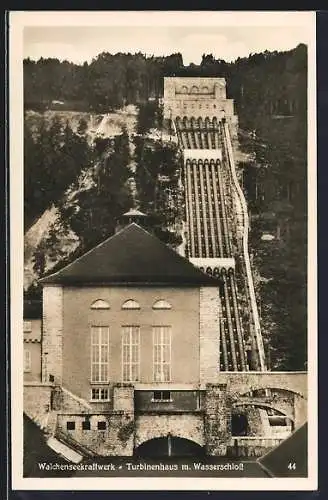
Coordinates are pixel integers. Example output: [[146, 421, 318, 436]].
[[152, 300, 172, 310], [122, 299, 141, 310], [191, 86, 199, 93], [91, 299, 110, 310]]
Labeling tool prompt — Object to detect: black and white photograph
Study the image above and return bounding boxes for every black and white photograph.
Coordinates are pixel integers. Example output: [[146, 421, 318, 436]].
[[10, 10, 317, 491]]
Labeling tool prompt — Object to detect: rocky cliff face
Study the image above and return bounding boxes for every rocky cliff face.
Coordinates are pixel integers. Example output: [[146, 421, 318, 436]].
[[24, 106, 139, 290], [25, 105, 138, 141]]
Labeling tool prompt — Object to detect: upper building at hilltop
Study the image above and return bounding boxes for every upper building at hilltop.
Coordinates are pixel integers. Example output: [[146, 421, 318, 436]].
[[163, 77, 238, 126]]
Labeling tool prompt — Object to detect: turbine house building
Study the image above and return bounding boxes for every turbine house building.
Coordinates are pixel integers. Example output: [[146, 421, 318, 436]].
[[27, 222, 239, 457], [24, 222, 307, 458]]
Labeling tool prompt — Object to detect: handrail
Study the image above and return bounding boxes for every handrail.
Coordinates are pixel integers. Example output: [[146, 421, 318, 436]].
[[171, 115, 178, 139], [223, 122, 267, 371]]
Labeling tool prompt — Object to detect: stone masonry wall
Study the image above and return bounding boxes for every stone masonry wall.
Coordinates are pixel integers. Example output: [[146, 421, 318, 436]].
[[227, 437, 284, 458], [204, 384, 231, 456], [24, 383, 53, 428], [135, 414, 204, 448], [51, 384, 135, 456], [52, 386, 93, 413], [113, 385, 134, 413], [245, 407, 265, 436], [294, 393, 307, 428], [231, 406, 271, 436], [56, 412, 134, 456], [217, 372, 307, 398], [199, 287, 221, 383], [42, 285, 63, 384]]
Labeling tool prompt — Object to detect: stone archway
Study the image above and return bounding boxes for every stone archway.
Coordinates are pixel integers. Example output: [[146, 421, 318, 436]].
[[134, 435, 205, 458], [218, 372, 307, 399], [233, 386, 307, 429], [231, 401, 294, 438], [135, 414, 204, 449], [233, 401, 294, 423]]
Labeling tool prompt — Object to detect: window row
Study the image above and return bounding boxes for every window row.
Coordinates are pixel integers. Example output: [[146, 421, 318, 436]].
[[176, 103, 217, 110], [66, 420, 107, 431], [91, 299, 172, 310], [90, 388, 172, 402], [178, 85, 210, 93], [91, 325, 172, 384]]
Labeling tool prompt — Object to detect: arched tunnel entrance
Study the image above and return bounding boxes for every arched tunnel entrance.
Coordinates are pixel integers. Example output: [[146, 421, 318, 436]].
[[134, 435, 205, 458], [231, 413, 249, 436]]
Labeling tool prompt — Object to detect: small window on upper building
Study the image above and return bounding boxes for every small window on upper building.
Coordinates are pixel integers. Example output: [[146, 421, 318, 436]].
[[122, 299, 140, 310], [152, 300, 172, 310], [91, 299, 110, 310], [23, 321, 32, 333]]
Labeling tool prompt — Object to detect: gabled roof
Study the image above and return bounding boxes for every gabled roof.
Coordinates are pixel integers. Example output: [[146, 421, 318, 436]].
[[40, 223, 221, 287]]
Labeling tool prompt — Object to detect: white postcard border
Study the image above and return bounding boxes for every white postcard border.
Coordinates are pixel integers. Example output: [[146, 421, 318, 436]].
[[9, 10, 318, 491]]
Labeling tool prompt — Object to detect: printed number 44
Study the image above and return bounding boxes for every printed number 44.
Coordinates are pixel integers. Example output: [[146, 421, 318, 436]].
[[288, 462, 296, 470]]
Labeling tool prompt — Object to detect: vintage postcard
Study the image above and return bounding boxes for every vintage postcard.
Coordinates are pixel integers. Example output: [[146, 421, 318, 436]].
[[9, 10, 317, 491]]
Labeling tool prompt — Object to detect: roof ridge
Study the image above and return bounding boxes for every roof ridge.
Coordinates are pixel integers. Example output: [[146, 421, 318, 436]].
[[40, 222, 222, 287], [140, 225, 206, 271]]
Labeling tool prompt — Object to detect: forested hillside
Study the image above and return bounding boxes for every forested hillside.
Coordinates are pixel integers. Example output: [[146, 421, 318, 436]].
[[24, 108, 182, 291], [24, 53, 183, 111], [24, 43, 306, 232], [24, 44, 306, 123], [24, 44, 308, 370]]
